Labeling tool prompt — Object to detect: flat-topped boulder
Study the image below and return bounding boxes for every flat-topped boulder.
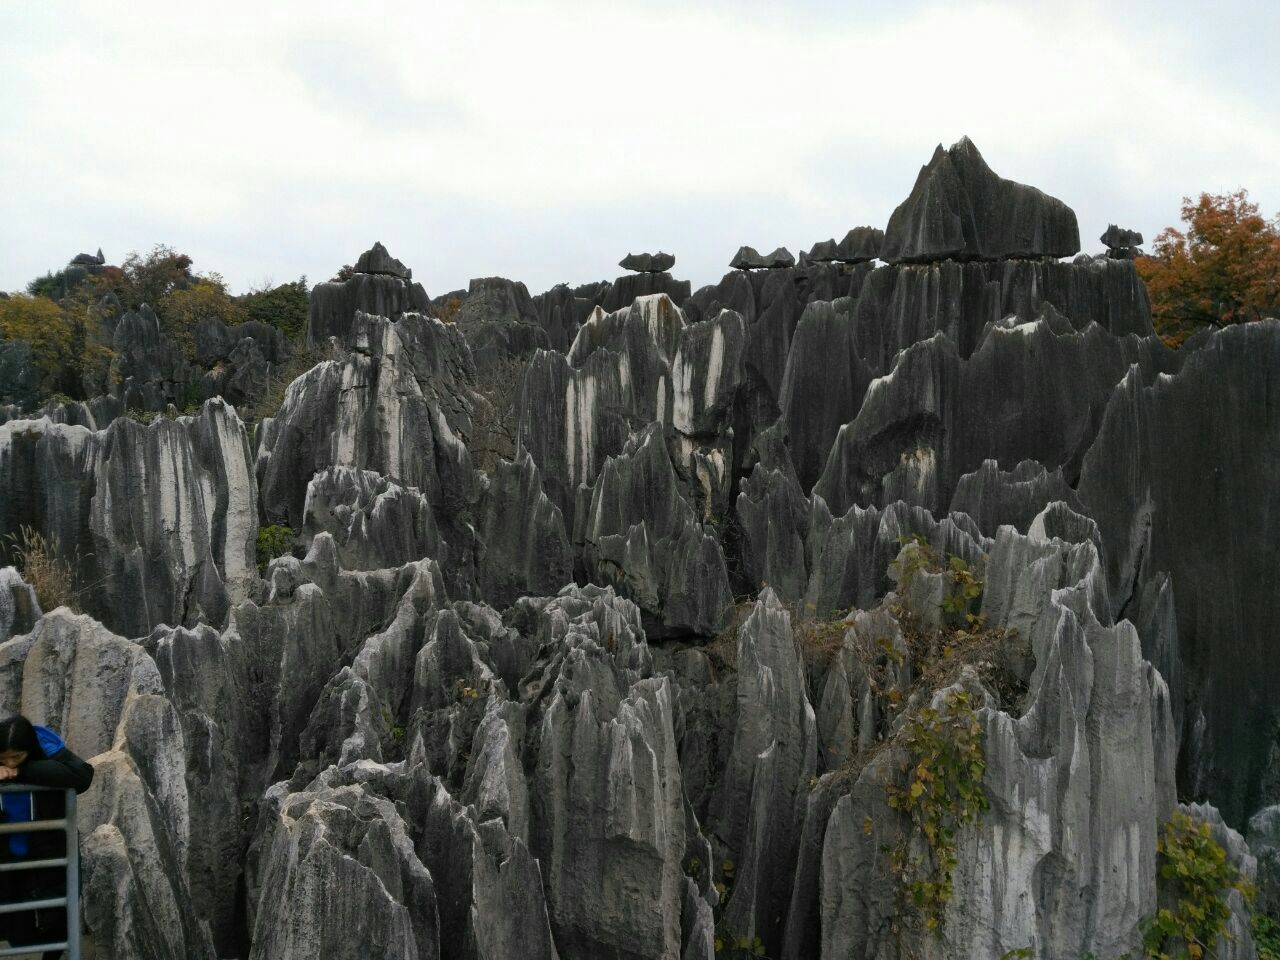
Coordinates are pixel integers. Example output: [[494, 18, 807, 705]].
[[806, 239, 840, 263], [1101, 223, 1144, 259], [837, 226, 883, 262], [731, 246, 795, 270], [762, 246, 795, 268], [808, 228, 883, 264], [307, 246, 431, 344], [881, 136, 1080, 263], [354, 241, 412, 279], [619, 251, 675, 273], [71, 248, 106, 266]]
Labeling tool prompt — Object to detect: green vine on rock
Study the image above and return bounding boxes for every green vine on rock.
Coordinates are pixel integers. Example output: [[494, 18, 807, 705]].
[[892, 534, 983, 623], [1142, 811, 1254, 960], [885, 689, 989, 934]]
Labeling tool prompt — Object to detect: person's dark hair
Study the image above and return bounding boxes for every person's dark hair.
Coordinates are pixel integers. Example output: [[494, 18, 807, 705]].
[[0, 715, 46, 763]]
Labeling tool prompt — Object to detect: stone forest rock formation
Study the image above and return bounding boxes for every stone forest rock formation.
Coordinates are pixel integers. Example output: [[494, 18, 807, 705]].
[[0, 138, 1274, 959]]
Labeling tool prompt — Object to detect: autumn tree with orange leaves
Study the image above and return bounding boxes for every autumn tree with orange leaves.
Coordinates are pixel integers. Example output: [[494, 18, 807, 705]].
[[1137, 189, 1280, 347]]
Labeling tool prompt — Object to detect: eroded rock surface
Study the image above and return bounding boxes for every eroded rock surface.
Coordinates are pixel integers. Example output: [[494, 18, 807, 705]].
[[0, 138, 1273, 960]]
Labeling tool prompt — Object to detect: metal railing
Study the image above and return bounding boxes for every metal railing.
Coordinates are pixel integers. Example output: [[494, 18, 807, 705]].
[[0, 784, 79, 959]]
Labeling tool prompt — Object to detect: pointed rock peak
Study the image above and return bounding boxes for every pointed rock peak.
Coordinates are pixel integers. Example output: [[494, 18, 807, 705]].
[[949, 134, 982, 160], [619, 251, 676, 274], [882, 136, 1080, 264], [354, 241, 412, 280]]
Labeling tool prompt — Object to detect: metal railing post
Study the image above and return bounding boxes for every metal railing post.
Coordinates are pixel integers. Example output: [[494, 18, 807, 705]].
[[0, 783, 79, 959], [65, 788, 79, 960]]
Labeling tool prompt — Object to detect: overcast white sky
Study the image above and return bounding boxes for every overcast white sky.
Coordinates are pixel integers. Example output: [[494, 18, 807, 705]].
[[2, 0, 1277, 297]]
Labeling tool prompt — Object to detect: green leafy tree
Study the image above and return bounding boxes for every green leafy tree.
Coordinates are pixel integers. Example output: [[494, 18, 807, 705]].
[[26, 270, 67, 299], [240, 278, 309, 341], [159, 275, 246, 362], [256, 524, 294, 574], [119, 244, 195, 310], [0, 294, 72, 384]]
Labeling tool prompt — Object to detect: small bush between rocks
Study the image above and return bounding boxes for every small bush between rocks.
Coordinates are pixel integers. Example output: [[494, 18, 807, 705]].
[[1254, 913, 1280, 960], [255, 524, 293, 574]]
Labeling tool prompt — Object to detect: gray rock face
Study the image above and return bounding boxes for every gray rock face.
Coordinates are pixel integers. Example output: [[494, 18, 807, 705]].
[[6, 139, 1277, 960], [816, 521, 1177, 959], [0, 400, 257, 637], [108, 305, 194, 410], [881, 136, 1081, 263], [581, 425, 734, 636], [251, 781, 440, 960], [949, 458, 1086, 534], [778, 297, 875, 490], [736, 425, 809, 602], [257, 312, 476, 591], [620, 251, 676, 273], [804, 498, 987, 618], [2, 610, 215, 960], [195, 314, 291, 367], [520, 294, 733, 525], [307, 252, 432, 344], [600, 271, 693, 313], [144, 544, 443, 953], [714, 589, 817, 953], [450, 276, 551, 373], [0, 338, 41, 409], [812, 309, 1174, 518], [1079, 320, 1280, 826], [531, 282, 602, 351], [0, 567, 39, 643], [1249, 804, 1280, 918], [355, 241, 412, 279], [302, 465, 446, 573], [475, 447, 573, 608]]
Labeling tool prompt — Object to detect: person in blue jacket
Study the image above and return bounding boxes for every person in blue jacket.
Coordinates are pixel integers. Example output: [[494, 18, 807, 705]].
[[0, 714, 94, 959]]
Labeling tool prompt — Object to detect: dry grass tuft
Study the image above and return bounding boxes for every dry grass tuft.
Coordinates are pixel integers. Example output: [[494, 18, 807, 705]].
[[7, 525, 79, 613]]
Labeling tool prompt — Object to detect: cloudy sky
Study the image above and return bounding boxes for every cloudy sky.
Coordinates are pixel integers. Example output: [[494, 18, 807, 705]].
[[2, 0, 1277, 297]]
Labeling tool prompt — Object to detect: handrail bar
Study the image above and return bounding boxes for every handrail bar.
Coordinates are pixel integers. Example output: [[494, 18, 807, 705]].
[[0, 856, 68, 872], [0, 783, 80, 959], [0, 817, 66, 835], [0, 942, 69, 957]]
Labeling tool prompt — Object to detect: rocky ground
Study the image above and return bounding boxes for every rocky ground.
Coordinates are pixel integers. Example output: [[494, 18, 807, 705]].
[[1, 139, 1276, 959]]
